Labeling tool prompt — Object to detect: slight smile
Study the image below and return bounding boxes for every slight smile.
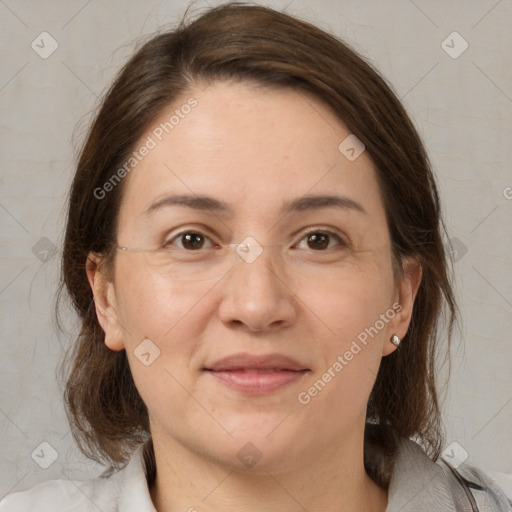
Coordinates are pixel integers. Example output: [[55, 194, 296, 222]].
[[203, 353, 310, 395]]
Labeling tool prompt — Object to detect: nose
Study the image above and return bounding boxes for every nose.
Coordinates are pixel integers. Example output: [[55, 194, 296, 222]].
[[217, 245, 297, 333]]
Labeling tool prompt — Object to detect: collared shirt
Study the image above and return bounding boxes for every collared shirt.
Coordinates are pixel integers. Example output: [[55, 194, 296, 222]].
[[1, 437, 511, 511]]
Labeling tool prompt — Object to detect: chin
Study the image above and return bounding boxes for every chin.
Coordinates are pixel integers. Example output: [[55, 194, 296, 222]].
[[204, 412, 306, 471]]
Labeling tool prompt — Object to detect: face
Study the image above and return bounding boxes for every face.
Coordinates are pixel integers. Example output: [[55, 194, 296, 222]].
[[88, 80, 420, 472]]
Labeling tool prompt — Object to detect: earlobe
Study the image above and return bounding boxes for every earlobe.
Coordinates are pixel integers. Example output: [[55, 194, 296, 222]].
[[85, 253, 125, 351], [382, 255, 422, 356]]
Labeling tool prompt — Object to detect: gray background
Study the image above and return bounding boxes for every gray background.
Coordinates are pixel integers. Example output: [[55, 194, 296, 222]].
[[1, 0, 511, 497]]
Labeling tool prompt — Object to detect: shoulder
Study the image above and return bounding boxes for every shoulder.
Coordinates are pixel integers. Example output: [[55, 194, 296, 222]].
[[0, 470, 122, 512], [449, 461, 512, 511], [389, 436, 512, 511], [0, 443, 155, 512]]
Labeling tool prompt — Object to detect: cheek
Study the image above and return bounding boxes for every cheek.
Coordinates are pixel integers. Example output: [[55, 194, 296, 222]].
[[112, 263, 205, 416], [112, 261, 211, 405], [304, 253, 395, 341], [114, 259, 206, 342], [299, 254, 395, 404]]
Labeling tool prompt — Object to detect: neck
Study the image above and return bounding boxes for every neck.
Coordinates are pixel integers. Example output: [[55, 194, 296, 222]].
[[148, 426, 388, 512]]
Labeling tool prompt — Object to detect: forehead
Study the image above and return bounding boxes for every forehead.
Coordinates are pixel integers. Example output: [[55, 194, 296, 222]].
[[118, 80, 385, 225]]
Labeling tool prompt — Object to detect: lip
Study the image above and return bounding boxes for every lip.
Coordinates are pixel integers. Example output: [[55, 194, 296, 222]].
[[203, 353, 310, 395], [205, 353, 308, 372]]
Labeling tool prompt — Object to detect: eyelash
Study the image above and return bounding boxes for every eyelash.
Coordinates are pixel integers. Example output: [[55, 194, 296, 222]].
[[163, 227, 348, 252]]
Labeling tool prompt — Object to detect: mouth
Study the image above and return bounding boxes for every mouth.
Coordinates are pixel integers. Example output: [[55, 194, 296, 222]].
[[203, 353, 310, 395]]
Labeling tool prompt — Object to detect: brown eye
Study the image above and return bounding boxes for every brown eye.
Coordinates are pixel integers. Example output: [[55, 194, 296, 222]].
[[296, 229, 346, 252], [167, 231, 213, 250], [307, 232, 329, 250]]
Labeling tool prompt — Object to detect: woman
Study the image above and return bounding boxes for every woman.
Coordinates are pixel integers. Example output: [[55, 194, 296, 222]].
[[1, 2, 510, 511]]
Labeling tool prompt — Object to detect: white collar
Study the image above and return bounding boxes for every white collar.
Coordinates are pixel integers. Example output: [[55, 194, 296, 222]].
[[113, 443, 157, 512]]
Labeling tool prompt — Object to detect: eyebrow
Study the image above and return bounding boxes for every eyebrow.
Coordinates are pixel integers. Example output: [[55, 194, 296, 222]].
[[143, 193, 367, 217]]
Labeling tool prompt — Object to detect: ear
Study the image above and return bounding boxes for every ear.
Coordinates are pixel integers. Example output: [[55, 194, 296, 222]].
[[85, 252, 125, 351], [382, 255, 422, 356]]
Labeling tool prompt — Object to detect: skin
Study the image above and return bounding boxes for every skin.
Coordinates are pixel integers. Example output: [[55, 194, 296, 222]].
[[87, 81, 421, 512]]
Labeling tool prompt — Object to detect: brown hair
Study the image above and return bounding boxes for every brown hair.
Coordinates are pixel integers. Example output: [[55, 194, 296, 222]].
[[58, 1, 457, 484]]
